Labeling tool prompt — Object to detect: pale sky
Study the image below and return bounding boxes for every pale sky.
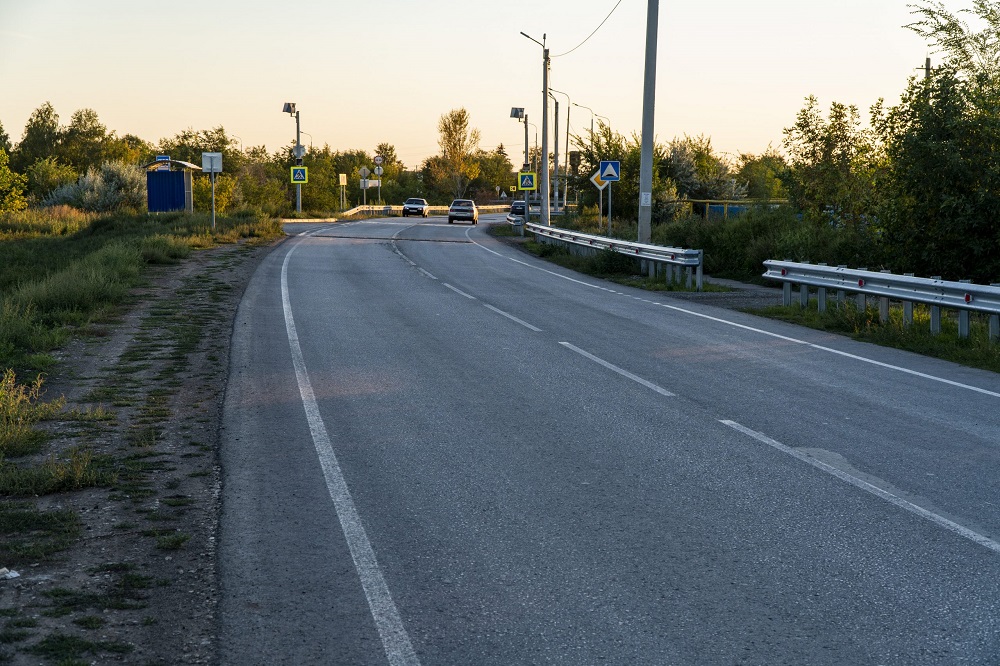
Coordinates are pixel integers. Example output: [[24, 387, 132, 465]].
[[0, 0, 949, 169]]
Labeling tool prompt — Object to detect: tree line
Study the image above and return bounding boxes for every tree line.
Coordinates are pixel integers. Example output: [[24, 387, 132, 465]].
[[0, 105, 516, 218], [1, 2, 996, 282]]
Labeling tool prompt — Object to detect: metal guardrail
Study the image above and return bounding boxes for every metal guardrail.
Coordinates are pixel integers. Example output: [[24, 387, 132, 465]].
[[763, 260, 1000, 340], [526, 223, 704, 290]]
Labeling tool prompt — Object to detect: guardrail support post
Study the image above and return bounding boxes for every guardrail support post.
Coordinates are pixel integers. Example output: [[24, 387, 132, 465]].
[[816, 264, 827, 313], [992, 284, 1000, 342], [686, 267, 693, 289], [903, 274, 914, 326], [930, 276, 942, 335], [837, 265, 847, 308], [696, 251, 703, 291], [799, 283, 809, 308], [959, 279, 971, 338], [879, 270, 892, 323], [782, 282, 791, 307]]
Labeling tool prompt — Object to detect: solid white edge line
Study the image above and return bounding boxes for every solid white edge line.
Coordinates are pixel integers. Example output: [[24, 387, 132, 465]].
[[560, 342, 675, 397], [281, 242, 420, 666], [466, 233, 998, 398], [444, 283, 476, 300], [720, 419, 1000, 555], [483, 304, 542, 332], [417, 268, 437, 280]]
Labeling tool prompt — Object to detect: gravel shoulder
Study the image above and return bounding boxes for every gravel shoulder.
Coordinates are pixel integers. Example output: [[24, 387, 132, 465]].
[[0, 238, 282, 666]]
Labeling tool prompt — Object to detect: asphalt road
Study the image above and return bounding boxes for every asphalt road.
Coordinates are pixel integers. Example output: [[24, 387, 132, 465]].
[[219, 213, 1000, 665]]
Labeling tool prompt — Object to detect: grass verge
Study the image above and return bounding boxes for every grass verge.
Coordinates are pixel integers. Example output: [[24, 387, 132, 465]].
[[751, 300, 1000, 373]]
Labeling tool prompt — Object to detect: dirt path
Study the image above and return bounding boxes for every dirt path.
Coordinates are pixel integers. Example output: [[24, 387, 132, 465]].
[[0, 238, 281, 665]]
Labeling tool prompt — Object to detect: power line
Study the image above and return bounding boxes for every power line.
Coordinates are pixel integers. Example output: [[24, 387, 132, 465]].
[[552, 0, 624, 58]]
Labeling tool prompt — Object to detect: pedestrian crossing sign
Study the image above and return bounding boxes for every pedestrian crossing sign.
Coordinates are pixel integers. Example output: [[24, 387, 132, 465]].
[[290, 167, 308, 184], [518, 172, 537, 191]]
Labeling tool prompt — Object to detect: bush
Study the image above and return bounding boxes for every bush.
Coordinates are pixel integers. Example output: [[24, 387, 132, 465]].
[[44, 161, 145, 213]]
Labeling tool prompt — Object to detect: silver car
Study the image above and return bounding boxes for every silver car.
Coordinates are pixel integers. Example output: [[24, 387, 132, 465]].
[[448, 199, 479, 225], [402, 198, 429, 218]]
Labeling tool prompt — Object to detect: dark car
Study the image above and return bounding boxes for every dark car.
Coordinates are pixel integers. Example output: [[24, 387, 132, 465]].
[[401, 198, 429, 217], [448, 199, 479, 225], [506, 200, 526, 224]]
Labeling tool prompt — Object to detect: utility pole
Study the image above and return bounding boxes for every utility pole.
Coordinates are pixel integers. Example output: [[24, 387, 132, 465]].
[[294, 110, 302, 213], [637, 0, 659, 243], [523, 113, 530, 214], [540, 39, 551, 225]]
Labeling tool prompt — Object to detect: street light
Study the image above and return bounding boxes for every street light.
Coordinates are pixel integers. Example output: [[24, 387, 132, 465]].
[[573, 102, 595, 150], [550, 88, 572, 211], [521, 31, 551, 225], [510, 107, 529, 215], [283, 102, 303, 213]]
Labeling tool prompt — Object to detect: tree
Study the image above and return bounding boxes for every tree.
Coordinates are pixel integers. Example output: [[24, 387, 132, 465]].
[[468, 145, 514, 201], [781, 96, 877, 226], [432, 108, 481, 199], [907, 0, 1000, 81], [0, 148, 28, 213], [57, 108, 111, 173], [26, 157, 78, 201], [12, 102, 60, 173], [870, 1, 1000, 281], [737, 148, 789, 200], [0, 120, 10, 156], [663, 135, 746, 201]]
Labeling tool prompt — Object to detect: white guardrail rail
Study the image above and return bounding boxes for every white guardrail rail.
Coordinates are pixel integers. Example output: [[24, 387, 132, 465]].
[[763, 260, 1000, 341], [525, 222, 704, 291]]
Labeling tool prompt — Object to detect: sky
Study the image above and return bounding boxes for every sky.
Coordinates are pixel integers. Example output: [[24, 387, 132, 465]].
[[0, 0, 957, 170]]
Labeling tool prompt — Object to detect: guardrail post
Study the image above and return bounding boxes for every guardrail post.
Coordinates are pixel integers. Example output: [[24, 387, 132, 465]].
[[856, 268, 867, 311], [903, 274, 914, 327], [930, 276, 942, 335], [817, 264, 827, 313], [879, 270, 892, 323], [959, 280, 971, 338], [837, 265, 847, 308], [782, 282, 791, 307], [686, 266, 693, 289], [696, 251, 703, 291], [992, 284, 1000, 342], [799, 283, 809, 308]]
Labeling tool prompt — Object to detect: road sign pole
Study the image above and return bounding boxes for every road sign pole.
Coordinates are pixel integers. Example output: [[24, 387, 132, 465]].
[[608, 183, 612, 235], [211, 172, 216, 230], [599, 188, 604, 233]]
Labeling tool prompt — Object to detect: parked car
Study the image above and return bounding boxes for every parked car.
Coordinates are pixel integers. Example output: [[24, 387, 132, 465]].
[[401, 198, 429, 218], [506, 200, 526, 224], [448, 199, 479, 224]]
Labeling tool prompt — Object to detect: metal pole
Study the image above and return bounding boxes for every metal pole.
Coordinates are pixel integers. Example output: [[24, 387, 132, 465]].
[[540, 41, 551, 226], [551, 97, 559, 212], [637, 0, 659, 243], [211, 171, 216, 229], [608, 182, 612, 235], [523, 113, 530, 215], [563, 103, 571, 209], [295, 111, 302, 213]]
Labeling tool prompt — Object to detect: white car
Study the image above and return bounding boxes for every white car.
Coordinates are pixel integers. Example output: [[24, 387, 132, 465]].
[[401, 198, 429, 218], [448, 199, 479, 225]]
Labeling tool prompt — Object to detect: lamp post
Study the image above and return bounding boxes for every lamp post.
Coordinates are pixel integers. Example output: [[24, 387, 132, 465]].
[[547, 92, 560, 212], [511, 107, 530, 216], [573, 103, 595, 151], [282, 102, 303, 213], [550, 88, 572, 212], [521, 31, 550, 225]]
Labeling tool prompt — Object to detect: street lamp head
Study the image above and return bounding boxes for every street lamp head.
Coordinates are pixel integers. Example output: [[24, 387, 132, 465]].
[[282, 102, 296, 116], [510, 107, 525, 119]]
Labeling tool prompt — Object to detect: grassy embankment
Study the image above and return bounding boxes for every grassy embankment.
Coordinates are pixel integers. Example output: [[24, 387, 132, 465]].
[[0, 206, 281, 565]]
